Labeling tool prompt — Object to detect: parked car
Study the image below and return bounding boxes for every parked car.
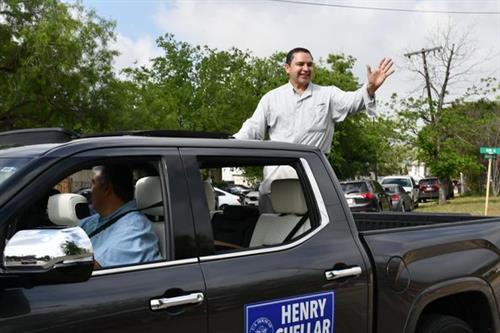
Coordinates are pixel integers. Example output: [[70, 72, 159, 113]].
[[244, 190, 259, 206], [1, 128, 499, 333], [418, 177, 454, 201], [214, 187, 242, 209], [384, 183, 413, 212], [381, 175, 419, 207], [340, 180, 391, 212], [224, 184, 250, 197]]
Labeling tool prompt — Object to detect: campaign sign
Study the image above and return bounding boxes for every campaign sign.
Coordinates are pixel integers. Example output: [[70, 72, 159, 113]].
[[245, 291, 335, 333]]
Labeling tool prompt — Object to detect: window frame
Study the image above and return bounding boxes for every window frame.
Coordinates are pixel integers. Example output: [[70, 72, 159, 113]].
[[183, 149, 330, 262]]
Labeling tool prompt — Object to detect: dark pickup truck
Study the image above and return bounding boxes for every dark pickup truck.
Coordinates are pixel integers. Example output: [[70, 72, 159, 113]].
[[0, 129, 499, 333]]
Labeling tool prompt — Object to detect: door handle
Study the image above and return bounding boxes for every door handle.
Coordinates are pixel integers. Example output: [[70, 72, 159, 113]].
[[325, 266, 362, 281], [150, 292, 204, 311]]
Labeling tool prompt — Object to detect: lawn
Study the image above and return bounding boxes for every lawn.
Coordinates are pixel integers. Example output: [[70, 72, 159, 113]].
[[414, 195, 500, 216]]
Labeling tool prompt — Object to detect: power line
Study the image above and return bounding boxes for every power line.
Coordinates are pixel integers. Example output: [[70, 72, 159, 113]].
[[267, 0, 500, 15]]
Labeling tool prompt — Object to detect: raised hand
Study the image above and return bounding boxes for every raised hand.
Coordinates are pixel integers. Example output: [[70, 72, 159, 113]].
[[366, 58, 395, 97]]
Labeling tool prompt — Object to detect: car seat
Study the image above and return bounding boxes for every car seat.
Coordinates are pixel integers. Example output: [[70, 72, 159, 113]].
[[250, 179, 310, 247], [135, 176, 165, 258]]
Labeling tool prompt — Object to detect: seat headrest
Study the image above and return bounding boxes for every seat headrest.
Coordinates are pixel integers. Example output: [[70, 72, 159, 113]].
[[48, 193, 90, 226], [203, 180, 216, 211], [271, 179, 307, 215], [135, 176, 163, 216]]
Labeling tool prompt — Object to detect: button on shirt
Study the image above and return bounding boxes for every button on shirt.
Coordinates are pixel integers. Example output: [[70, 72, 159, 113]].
[[80, 200, 162, 267], [234, 82, 376, 154]]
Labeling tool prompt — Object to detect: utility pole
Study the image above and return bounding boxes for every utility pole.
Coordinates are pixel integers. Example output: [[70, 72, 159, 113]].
[[404, 46, 442, 120], [405, 46, 445, 203]]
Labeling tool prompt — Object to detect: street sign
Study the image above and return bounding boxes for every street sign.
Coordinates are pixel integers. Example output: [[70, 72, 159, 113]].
[[480, 147, 499, 216], [480, 147, 500, 155]]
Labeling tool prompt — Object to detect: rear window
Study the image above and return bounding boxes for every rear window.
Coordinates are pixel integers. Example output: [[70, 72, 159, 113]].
[[341, 182, 368, 193], [381, 178, 411, 187], [419, 178, 438, 185], [383, 184, 399, 192]]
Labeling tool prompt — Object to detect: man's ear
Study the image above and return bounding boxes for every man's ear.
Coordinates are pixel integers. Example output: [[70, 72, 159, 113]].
[[284, 63, 291, 75], [102, 183, 113, 196]]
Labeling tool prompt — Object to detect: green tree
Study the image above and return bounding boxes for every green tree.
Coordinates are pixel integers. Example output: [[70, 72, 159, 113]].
[[330, 113, 401, 179], [440, 90, 500, 194], [0, 0, 120, 132], [122, 34, 259, 133], [397, 22, 492, 203], [393, 78, 500, 196]]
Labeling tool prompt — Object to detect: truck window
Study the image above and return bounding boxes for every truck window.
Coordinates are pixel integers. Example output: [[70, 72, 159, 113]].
[[197, 157, 320, 254], [6, 158, 166, 270]]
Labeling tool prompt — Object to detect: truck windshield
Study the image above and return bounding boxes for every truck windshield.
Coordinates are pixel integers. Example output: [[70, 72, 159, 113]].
[[0, 158, 32, 186]]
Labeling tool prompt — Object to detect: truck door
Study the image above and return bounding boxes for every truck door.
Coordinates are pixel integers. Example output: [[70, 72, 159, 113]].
[[0, 148, 207, 333], [182, 149, 371, 333]]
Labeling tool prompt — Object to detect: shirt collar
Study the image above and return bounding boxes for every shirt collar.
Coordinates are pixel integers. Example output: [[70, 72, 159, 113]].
[[98, 200, 137, 224], [287, 81, 313, 100]]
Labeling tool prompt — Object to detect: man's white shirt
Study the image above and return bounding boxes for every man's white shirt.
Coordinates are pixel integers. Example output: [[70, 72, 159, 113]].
[[234, 82, 376, 154]]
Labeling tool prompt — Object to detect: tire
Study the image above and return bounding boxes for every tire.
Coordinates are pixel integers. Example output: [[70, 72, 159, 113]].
[[417, 314, 474, 333], [219, 204, 228, 210], [400, 203, 406, 212]]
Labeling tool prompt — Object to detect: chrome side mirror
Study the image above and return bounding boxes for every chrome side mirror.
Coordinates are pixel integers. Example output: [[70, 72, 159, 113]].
[[3, 227, 93, 285]]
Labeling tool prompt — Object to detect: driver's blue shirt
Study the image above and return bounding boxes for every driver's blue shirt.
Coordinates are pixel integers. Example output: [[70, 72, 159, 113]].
[[79, 200, 162, 267]]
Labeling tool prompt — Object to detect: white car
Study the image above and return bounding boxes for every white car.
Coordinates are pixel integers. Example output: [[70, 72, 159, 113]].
[[214, 187, 242, 209], [380, 176, 419, 208], [244, 190, 259, 207]]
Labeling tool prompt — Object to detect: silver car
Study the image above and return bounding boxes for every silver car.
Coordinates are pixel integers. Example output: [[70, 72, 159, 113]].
[[381, 176, 419, 208], [384, 184, 413, 212]]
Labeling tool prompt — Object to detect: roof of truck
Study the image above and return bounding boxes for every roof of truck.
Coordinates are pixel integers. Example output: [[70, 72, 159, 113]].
[[0, 128, 320, 158]]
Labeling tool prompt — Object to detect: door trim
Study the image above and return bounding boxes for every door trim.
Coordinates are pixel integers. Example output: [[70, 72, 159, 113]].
[[92, 258, 199, 276]]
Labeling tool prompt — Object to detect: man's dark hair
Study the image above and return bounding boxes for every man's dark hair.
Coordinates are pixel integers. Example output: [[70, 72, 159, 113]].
[[285, 47, 313, 65], [94, 164, 134, 203]]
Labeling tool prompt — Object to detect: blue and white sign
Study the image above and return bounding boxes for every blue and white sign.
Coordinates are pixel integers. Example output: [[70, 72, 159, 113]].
[[245, 291, 335, 333]]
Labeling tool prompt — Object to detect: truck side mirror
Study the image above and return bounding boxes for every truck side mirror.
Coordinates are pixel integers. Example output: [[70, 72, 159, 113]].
[[2, 227, 94, 287]]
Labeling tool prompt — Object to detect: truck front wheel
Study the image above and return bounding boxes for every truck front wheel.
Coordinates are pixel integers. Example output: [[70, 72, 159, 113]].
[[417, 314, 474, 333]]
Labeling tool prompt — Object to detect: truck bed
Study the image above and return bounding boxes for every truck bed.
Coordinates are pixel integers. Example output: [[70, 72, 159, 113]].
[[352, 212, 499, 232], [356, 211, 500, 333]]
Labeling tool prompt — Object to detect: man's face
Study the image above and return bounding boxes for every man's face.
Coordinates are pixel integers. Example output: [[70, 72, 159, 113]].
[[285, 52, 314, 87], [90, 171, 108, 215]]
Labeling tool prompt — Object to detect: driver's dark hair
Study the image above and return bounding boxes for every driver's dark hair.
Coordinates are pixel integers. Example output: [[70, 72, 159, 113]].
[[285, 47, 313, 65], [94, 164, 134, 203]]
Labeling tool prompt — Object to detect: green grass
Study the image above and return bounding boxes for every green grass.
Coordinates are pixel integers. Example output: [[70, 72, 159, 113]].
[[414, 195, 500, 216]]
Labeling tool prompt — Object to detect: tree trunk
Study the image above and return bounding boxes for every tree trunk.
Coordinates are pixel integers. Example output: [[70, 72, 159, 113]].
[[492, 158, 499, 196], [438, 177, 448, 205]]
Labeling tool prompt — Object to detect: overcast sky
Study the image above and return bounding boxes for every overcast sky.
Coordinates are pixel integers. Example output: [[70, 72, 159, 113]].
[[80, 0, 500, 107]]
